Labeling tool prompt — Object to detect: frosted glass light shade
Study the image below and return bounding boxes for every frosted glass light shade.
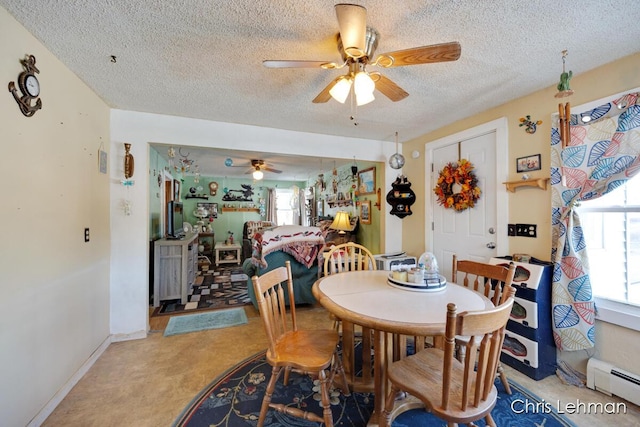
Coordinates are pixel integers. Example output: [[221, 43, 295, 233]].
[[354, 72, 375, 106], [252, 170, 264, 180], [329, 77, 352, 104]]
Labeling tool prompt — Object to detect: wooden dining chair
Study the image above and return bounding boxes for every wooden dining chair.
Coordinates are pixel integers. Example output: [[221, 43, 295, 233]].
[[251, 260, 350, 427], [381, 287, 516, 427], [322, 242, 377, 393], [323, 242, 376, 275], [452, 254, 516, 394]]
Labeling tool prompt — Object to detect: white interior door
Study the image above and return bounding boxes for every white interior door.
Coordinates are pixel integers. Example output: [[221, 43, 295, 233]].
[[432, 132, 498, 281]]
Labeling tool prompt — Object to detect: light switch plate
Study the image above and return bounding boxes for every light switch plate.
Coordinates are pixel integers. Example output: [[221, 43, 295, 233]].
[[516, 223, 537, 238]]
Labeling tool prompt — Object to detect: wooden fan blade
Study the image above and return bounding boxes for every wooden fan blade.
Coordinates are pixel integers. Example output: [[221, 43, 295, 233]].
[[264, 167, 282, 174], [375, 42, 461, 68], [263, 60, 337, 69], [375, 74, 409, 102], [335, 3, 367, 58], [312, 76, 342, 103]]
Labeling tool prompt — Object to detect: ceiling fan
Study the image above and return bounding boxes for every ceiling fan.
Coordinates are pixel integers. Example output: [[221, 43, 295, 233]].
[[263, 3, 461, 106], [232, 159, 282, 180]]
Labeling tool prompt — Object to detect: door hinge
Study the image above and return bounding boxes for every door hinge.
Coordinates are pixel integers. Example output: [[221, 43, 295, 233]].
[[431, 222, 434, 231], [431, 163, 434, 172]]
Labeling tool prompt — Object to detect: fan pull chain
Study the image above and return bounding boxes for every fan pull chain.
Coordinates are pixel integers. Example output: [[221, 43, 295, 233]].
[[349, 83, 359, 126]]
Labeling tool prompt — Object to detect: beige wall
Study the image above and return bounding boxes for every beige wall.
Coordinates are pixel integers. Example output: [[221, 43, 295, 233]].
[[0, 7, 111, 426], [401, 52, 640, 374]]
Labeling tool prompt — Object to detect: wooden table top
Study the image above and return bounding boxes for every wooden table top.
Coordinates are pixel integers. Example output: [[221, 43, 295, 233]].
[[313, 270, 493, 336]]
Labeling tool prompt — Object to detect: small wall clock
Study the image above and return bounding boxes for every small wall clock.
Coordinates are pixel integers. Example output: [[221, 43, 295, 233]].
[[8, 54, 43, 117]]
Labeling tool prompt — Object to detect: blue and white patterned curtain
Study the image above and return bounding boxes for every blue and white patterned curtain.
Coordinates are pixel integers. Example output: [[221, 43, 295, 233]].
[[550, 92, 640, 351]]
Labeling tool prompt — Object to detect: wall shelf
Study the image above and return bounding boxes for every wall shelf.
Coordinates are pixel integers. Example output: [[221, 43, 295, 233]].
[[327, 200, 354, 208], [185, 195, 209, 200], [503, 178, 549, 193], [221, 207, 260, 213]]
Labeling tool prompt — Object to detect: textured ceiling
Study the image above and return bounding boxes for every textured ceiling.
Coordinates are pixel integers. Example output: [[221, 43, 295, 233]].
[[3, 0, 640, 179]]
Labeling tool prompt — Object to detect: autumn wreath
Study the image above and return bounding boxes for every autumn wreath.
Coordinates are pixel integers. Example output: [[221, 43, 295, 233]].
[[433, 159, 481, 211]]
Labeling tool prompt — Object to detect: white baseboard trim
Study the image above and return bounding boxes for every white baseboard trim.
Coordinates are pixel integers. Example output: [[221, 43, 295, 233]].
[[27, 336, 112, 427], [111, 329, 148, 342]]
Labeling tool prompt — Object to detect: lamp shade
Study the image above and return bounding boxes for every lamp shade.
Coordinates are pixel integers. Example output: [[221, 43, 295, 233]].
[[330, 211, 351, 234], [329, 77, 352, 104], [252, 169, 264, 180], [335, 4, 367, 58], [354, 72, 375, 106]]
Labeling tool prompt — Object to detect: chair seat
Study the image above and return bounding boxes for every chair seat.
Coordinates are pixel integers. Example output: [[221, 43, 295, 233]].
[[267, 329, 340, 371], [386, 348, 498, 423]]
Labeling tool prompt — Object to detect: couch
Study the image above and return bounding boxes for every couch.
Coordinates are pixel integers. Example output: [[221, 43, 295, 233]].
[[243, 225, 325, 308]]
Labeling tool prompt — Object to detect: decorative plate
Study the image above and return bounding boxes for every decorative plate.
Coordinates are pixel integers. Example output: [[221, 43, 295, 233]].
[[387, 274, 447, 292]]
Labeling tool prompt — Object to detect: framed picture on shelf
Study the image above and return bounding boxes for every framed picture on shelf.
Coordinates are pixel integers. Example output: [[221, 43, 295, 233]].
[[197, 202, 218, 219], [358, 167, 376, 195], [516, 154, 541, 173], [173, 179, 180, 201], [361, 200, 371, 224]]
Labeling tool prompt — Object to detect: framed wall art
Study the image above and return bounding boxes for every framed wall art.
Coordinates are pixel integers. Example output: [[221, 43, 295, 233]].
[[360, 200, 371, 224], [357, 167, 376, 195], [516, 154, 541, 173]]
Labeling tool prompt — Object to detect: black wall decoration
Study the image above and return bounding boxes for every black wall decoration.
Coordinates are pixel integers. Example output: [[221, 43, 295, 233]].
[[386, 175, 416, 218]]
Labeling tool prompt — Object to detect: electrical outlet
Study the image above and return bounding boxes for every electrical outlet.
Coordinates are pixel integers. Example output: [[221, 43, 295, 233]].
[[516, 223, 537, 238], [84, 228, 90, 242], [508, 224, 516, 236]]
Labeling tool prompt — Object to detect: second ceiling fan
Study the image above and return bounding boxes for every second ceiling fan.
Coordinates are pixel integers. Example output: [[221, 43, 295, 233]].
[[263, 3, 461, 106]]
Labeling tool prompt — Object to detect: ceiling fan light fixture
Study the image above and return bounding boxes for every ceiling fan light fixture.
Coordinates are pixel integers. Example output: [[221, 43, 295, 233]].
[[335, 4, 367, 59], [354, 71, 375, 105], [329, 77, 352, 103], [252, 169, 264, 180], [356, 90, 375, 106]]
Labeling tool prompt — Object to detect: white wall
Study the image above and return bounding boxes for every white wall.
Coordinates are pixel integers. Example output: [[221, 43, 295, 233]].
[[109, 110, 403, 336], [0, 8, 111, 426]]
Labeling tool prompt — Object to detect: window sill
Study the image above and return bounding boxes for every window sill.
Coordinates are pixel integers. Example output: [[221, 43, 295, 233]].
[[594, 297, 640, 332]]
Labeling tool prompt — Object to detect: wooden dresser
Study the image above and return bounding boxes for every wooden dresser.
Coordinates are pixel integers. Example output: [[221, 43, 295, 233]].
[[153, 232, 198, 307]]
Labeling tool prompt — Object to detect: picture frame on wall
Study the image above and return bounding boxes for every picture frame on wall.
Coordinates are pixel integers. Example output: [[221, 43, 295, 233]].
[[173, 179, 180, 201], [516, 154, 542, 173], [358, 167, 376, 195], [361, 200, 371, 224]]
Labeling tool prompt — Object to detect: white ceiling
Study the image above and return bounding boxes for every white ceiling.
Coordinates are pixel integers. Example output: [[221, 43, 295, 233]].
[[3, 0, 640, 179]]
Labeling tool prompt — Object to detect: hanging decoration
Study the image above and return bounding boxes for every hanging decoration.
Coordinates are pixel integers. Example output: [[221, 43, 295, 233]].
[[386, 175, 415, 218], [123, 143, 134, 179], [519, 115, 543, 134], [555, 50, 574, 98], [433, 159, 481, 212], [388, 131, 405, 169]]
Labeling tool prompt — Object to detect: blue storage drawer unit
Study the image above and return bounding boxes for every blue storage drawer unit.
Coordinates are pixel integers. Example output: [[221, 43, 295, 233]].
[[489, 256, 556, 380]]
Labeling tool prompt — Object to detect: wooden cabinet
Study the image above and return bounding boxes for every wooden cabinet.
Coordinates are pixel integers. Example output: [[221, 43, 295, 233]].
[[153, 233, 198, 307]]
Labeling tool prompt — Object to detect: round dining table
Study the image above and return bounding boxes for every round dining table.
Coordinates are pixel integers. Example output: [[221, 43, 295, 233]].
[[312, 269, 493, 427]]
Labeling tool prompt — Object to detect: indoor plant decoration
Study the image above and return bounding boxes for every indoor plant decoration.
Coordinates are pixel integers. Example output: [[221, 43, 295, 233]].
[[434, 159, 481, 212]]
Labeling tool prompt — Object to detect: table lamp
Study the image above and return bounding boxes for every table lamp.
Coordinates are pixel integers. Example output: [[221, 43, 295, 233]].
[[330, 211, 351, 244]]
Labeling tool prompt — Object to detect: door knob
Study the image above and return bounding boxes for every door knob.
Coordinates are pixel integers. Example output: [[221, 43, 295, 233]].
[[488, 227, 496, 234], [486, 242, 496, 249]]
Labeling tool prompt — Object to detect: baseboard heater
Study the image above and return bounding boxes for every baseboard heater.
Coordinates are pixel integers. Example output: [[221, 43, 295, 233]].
[[586, 358, 640, 406]]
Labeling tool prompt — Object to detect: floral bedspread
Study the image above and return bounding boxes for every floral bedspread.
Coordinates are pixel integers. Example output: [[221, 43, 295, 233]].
[[260, 225, 325, 268]]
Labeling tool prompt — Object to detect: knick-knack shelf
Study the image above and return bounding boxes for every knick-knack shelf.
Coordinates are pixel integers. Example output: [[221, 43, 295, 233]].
[[503, 178, 549, 193], [221, 207, 260, 213]]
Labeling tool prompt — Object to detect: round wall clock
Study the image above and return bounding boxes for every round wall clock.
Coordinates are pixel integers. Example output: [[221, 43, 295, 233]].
[[209, 181, 219, 196], [8, 54, 43, 117]]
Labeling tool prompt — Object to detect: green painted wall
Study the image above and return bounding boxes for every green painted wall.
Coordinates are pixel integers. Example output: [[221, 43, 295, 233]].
[[311, 160, 383, 254]]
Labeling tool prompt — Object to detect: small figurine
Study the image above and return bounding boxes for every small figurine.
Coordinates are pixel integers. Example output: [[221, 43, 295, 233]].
[[555, 50, 574, 98]]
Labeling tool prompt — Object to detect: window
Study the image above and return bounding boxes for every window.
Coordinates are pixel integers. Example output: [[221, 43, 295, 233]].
[[577, 175, 640, 306], [275, 188, 294, 226]]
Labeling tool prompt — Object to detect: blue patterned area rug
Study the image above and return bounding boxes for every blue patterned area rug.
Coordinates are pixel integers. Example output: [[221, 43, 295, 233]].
[[173, 350, 576, 426], [163, 308, 248, 337]]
